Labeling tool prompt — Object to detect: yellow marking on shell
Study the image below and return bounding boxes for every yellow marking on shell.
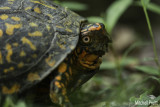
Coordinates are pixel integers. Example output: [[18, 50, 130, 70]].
[[55, 76, 61, 81], [8, 0, 14, 4], [59, 44, 66, 50], [28, 31, 42, 37], [58, 63, 67, 73], [21, 37, 36, 50], [27, 72, 41, 82], [46, 25, 51, 31], [6, 44, 13, 63], [3, 69, 8, 73], [30, 0, 56, 10], [47, 14, 54, 18], [8, 2, 13, 4], [3, 67, 14, 73], [18, 62, 24, 68], [29, 22, 38, 27], [0, 29, 3, 37], [25, 7, 32, 10], [65, 28, 72, 32], [32, 54, 37, 58], [20, 50, 26, 57], [70, 45, 75, 50], [55, 81, 61, 88], [0, 14, 8, 20], [0, 51, 3, 64], [65, 72, 70, 82], [5, 23, 22, 35], [34, 7, 41, 13], [0, 7, 11, 10], [2, 84, 20, 94], [12, 42, 18, 47], [11, 16, 21, 21], [56, 26, 63, 29], [45, 56, 55, 67]]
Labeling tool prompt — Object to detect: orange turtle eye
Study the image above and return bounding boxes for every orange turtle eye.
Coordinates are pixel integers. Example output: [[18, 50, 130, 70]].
[[82, 36, 91, 43]]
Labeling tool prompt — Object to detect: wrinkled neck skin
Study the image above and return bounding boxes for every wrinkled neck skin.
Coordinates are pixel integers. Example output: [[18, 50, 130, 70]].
[[66, 46, 100, 93]]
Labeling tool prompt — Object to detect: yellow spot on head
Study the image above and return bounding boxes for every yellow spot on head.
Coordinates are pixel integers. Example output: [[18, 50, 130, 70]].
[[45, 56, 56, 67], [0, 29, 3, 37], [58, 63, 67, 73], [29, 22, 38, 27], [20, 50, 26, 57], [18, 62, 24, 68], [28, 31, 42, 37], [21, 37, 36, 50], [5, 23, 22, 35], [34, 7, 41, 13], [55, 76, 61, 81], [27, 72, 41, 82], [0, 14, 8, 20], [5, 44, 13, 63], [11, 17, 21, 21], [2, 84, 20, 94]]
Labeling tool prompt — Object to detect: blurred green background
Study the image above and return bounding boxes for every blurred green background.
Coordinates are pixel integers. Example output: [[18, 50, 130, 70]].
[[2, 0, 160, 107]]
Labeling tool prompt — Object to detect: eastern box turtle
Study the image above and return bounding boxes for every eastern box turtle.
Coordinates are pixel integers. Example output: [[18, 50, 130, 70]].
[[0, 0, 110, 106]]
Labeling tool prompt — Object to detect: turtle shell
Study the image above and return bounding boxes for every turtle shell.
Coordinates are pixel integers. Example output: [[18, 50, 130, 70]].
[[0, 0, 86, 92]]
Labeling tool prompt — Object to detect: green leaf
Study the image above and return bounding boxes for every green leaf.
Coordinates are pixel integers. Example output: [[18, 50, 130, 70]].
[[105, 0, 132, 33], [100, 57, 138, 70], [141, 0, 150, 7], [147, 2, 160, 14], [134, 1, 160, 15], [135, 66, 160, 76], [100, 61, 115, 70], [148, 76, 160, 84], [61, 2, 88, 11], [87, 16, 105, 23], [15, 101, 26, 107]]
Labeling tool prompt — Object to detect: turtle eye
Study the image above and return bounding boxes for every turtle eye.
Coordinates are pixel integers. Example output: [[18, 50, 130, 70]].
[[82, 36, 91, 43]]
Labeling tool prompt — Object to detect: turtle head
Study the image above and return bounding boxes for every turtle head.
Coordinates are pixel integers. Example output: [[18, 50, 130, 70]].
[[75, 23, 111, 69]]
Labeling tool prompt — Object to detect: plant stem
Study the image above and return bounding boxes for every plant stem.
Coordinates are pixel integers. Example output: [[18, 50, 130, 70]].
[[141, 0, 160, 71]]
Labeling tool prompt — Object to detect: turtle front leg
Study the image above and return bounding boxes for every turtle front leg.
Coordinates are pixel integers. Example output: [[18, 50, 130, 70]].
[[49, 62, 72, 107]]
